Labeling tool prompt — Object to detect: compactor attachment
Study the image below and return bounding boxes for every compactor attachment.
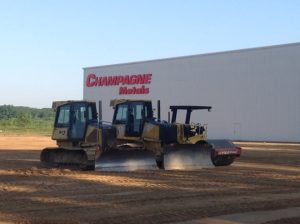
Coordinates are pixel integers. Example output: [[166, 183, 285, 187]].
[[207, 139, 241, 166], [96, 148, 158, 171]]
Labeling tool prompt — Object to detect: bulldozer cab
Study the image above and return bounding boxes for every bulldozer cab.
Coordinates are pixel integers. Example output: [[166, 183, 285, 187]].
[[170, 105, 212, 124], [53, 101, 98, 141], [112, 100, 153, 137], [169, 105, 212, 141]]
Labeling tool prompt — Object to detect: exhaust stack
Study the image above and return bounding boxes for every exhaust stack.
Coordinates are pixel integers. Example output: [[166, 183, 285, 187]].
[[157, 100, 161, 120], [98, 100, 102, 124]]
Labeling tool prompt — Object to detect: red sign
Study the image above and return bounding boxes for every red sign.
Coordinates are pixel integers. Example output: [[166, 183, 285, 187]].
[[86, 73, 152, 95]]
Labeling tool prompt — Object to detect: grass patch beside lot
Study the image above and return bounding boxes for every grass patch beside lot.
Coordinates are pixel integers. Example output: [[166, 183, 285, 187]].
[[0, 105, 54, 136], [0, 119, 53, 136]]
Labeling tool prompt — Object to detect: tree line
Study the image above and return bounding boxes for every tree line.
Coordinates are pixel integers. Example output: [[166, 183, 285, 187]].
[[0, 105, 54, 133]]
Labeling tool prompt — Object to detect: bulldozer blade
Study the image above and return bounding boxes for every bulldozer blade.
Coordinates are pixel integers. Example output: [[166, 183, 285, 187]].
[[96, 148, 158, 171], [40, 147, 93, 170], [163, 144, 214, 170]]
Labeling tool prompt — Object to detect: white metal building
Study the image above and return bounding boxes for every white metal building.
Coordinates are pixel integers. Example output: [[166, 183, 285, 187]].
[[83, 43, 300, 142]]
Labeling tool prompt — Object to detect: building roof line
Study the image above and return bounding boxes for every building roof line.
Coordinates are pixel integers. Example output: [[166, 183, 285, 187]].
[[83, 42, 300, 70]]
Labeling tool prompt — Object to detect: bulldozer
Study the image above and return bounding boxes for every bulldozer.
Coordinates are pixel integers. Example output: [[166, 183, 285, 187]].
[[40, 99, 241, 171]]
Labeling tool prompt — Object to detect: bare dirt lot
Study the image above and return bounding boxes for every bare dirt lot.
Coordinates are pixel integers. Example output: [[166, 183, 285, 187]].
[[0, 136, 300, 224]]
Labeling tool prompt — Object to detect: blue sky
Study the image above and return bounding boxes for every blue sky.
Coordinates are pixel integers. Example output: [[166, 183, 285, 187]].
[[0, 0, 299, 108]]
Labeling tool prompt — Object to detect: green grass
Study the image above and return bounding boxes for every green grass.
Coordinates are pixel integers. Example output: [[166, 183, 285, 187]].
[[0, 105, 54, 136], [0, 119, 53, 136]]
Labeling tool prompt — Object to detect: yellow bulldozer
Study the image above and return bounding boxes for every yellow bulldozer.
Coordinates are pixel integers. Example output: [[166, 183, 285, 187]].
[[40, 99, 241, 171]]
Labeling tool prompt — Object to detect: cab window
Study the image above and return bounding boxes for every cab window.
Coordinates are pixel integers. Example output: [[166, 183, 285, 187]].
[[115, 104, 128, 124], [57, 105, 70, 125]]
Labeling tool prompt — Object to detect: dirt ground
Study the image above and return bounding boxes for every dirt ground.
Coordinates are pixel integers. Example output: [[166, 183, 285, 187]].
[[0, 136, 300, 224]]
